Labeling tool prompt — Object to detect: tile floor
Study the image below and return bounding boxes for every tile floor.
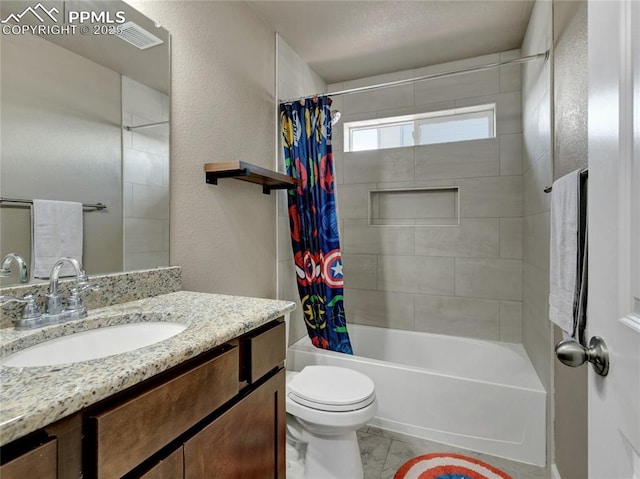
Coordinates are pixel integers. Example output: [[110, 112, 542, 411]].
[[358, 426, 551, 479]]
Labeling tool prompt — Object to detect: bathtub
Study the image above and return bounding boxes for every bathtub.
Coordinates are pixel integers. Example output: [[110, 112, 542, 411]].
[[287, 324, 546, 466]]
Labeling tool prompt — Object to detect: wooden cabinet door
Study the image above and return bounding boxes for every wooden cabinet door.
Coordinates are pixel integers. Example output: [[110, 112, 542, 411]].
[[184, 369, 285, 479], [0, 438, 57, 479], [91, 346, 238, 479], [137, 446, 184, 479]]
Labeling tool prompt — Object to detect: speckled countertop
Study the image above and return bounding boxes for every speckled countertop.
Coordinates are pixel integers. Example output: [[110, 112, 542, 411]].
[[0, 290, 296, 446]]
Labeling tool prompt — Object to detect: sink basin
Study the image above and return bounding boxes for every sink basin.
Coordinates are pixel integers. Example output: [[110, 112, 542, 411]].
[[1, 322, 187, 368]]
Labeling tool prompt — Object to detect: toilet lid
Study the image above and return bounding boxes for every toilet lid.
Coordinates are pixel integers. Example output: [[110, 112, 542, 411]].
[[288, 366, 375, 412]]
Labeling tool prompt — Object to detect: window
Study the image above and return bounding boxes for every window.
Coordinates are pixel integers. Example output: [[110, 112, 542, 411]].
[[345, 104, 495, 152]]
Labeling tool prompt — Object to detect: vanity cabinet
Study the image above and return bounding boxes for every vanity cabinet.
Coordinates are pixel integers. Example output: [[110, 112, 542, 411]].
[[136, 447, 184, 479], [90, 345, 239, 479], [0, 438, 57, 479], [184, 370, 285, 478], [0, 317, 286, 479]]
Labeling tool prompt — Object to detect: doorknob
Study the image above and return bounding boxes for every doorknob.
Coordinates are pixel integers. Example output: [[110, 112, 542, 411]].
[[555, 336, 610, 376]]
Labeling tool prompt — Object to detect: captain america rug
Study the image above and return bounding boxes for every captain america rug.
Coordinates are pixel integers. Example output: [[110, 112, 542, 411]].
[[393, 453, 513, 479]]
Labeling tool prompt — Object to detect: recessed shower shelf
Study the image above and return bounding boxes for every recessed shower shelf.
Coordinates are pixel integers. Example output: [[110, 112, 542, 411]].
[[204, 161, 298, 195]]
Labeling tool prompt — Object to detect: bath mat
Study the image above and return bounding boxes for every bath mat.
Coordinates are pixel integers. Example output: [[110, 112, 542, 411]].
[[393, 452, 512, 479]]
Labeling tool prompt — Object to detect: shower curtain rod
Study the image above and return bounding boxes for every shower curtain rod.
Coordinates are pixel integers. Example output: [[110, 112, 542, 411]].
[[280, 51, 549, 104]]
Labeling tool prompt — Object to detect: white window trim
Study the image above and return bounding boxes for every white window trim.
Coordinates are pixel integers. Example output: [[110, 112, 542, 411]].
[[344, 103, 496, 152]]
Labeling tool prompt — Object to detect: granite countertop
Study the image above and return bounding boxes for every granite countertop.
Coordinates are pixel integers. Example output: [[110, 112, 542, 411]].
[[0, 290, 296, 446]]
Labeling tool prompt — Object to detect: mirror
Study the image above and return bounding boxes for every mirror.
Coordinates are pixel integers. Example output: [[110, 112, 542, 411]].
[[0, 1, 170, 286]]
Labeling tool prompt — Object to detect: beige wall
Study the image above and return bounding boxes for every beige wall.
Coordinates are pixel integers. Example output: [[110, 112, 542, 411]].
[[326, 52, 523, 342], [552, 1, 588, 478], [129, 1, 277, 298], [0, 32, 123, 284], [521, 0, 553, 466], [553, 0, 588, 180]]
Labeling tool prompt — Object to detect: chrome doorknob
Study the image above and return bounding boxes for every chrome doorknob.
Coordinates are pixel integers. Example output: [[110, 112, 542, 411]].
[[555, 336, 610, 377]]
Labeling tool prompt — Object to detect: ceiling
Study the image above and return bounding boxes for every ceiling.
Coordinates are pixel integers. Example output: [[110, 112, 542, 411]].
[[249, 0, 535, 84]]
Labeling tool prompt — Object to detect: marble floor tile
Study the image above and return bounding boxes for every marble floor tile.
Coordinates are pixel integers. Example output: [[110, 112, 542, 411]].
[[379, 439, 429, 479], [357, 426, 550, 479], [358, 431, 393, 479]]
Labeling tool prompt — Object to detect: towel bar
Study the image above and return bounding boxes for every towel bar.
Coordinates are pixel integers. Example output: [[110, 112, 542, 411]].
[[0, 197, 107, 211], [544, 168, 588, 193]]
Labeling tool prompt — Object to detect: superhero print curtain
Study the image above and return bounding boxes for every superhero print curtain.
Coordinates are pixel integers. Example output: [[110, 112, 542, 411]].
[[279, 96, 353, 354]]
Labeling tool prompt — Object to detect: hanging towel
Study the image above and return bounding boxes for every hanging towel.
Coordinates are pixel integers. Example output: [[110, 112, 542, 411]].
[[31, 199, 83, 279], [549, 170, 580, 338]]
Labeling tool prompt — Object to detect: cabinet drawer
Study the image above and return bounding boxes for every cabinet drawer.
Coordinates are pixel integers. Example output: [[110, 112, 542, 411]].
[[246, 320, 285, 383], [0, 438, 57, 479], [91, 346, 239, 479], [136, 446, 183, 479]]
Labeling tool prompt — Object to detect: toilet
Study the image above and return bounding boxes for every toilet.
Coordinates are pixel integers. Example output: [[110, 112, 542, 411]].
[[285, 367, 377, 479], [284, 321, 377, 479]]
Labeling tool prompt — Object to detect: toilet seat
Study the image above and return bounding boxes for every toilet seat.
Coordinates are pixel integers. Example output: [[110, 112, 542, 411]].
[[287, 365, 375, 412]]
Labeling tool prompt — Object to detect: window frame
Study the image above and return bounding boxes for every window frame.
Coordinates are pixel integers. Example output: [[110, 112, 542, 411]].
[[344, 103, 496, 152]]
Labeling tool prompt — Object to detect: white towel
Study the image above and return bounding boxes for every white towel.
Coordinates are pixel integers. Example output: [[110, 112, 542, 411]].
[[549, 170, 580, 338], [31, 199, 83, 279]]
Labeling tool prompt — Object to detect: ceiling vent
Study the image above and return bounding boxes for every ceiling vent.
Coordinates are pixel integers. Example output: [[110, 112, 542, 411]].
[[115, 22, 163, 50]]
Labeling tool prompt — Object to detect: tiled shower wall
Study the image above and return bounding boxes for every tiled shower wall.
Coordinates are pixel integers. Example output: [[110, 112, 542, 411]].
[[328, 51, 524, 342], [122, 77, 170, 271]]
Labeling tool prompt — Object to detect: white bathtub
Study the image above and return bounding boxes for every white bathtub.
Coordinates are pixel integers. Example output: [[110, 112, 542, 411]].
[[287, 324, 546, 466]]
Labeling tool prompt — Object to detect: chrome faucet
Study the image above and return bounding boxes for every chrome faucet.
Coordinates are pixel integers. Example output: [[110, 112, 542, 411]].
[[0, 253, 29, 283], [45, 257, 90, 315], [2, 257, 99, 330]]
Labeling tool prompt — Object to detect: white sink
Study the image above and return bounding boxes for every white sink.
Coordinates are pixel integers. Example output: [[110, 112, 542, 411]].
[[1, 322, 187, 368]]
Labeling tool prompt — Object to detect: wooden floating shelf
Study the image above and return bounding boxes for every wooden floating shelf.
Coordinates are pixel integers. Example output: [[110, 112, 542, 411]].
[[204, 161, 298, 195]]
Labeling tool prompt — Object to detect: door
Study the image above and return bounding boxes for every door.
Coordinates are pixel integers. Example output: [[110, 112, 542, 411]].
[[183, 369, 286, 479], [588, 1, 640, 478]]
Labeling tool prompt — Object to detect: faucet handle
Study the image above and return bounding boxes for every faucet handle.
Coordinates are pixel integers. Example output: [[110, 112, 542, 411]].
[[75, 283, 100, 295], [65, 284, 99, 314], [1, 293, 34, 305], [65, 288, 85, 313], [0, 294, 23, 306], [20, 294, 42, 320], [0, 294, 42, 320]]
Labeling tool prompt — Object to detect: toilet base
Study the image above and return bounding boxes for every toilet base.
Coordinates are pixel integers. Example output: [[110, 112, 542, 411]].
[[299, 429, 364, 479]]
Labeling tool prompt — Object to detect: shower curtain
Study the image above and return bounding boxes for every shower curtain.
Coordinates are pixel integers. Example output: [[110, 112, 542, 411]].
[[280, 96, 353, 354]]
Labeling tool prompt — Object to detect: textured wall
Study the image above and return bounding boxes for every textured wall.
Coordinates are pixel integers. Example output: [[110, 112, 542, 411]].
[[129, 1, 277, 298], [552, 1, 588, 478], [553, 0, 588, 179], [521, 0, 553, 466], [326, 51, 523, 343]]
